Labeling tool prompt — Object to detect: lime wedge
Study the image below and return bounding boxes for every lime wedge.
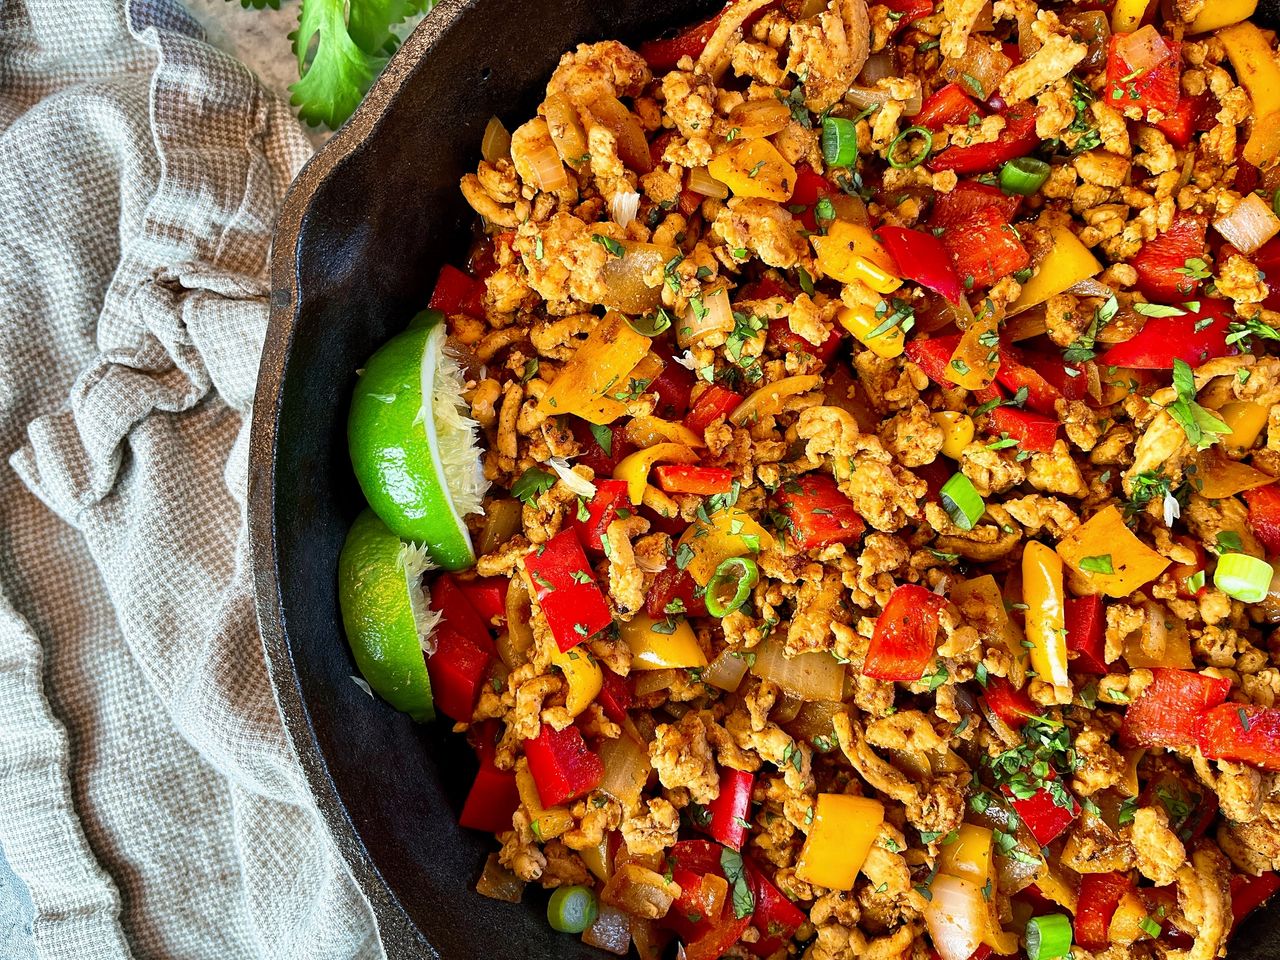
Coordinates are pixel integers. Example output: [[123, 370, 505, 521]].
[[338, 509, 439, 721], [348, 310, 487, 570]]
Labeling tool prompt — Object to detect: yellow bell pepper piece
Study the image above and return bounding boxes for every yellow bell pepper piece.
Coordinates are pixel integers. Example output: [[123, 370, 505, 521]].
[[1036, 862, 1080, 915], [1012, 222, 1103, 313], [1219, 400, 1270, 453], [706, 139, 797, 201], [624, 415, 705, 449], [1056, 504, 1170, 597], [619, 613, 707, 670], [795, 794, 884, 890], [812, 222, 903, 294], [838, 302, 906, 358], [613, 442, 699, 505], [1023, 541, 1070, 689], [580, 838, 611, 882], [938, 824, 993, 884], [1220, 22, 1280, 125], [538, 312, 651, 424], [677, 507, 776, 585], [933, 411, 975, 459], [1121, 748, 1144, 797], [550, 645, 603, 717], [1244, 112, 1280, 169], [730, 374, 823, 427], [950, 575, 1027, 660], [946, 314, 1001, 390], [1111, 0, 1153, 33], [515, 758, 575, 838], [1189, 0, 1257, 33], [1109, 891, 1155, 944]]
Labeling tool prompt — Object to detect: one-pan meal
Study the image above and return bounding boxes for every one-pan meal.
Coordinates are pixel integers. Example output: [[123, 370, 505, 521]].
[[337, 1, 1280, 957]]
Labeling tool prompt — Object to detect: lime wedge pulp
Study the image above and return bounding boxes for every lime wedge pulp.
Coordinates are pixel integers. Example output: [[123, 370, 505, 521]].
[[338, 509, 440, 721], [348, 310, 487, 570]]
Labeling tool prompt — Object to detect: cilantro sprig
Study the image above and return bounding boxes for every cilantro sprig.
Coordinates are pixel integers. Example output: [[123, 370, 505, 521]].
[[1166, 358, 1230, 451]]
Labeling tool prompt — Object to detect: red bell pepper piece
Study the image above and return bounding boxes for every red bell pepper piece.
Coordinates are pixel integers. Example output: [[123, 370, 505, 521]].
[[667, 866, 721, 940], [647, 354, 696, 420], [670, 839, 724, 875], [459, 722, 520, 833], [524, 529, 614, 652], [915, 458, 953, 505], [930, 181, 1022, 229], [456, 577, 506, 628], [431, 574, 495, 651], [929, 103, 1040, 173], [1075, 871, 1133, 950], [429, 264, 486, 320], [1099, 297, 1235, 369], [597, 668, 633, 724], [523, 723, 604, 807], [774, 473, 867, 550], [1253, 236, 1280, 311], [647, 562, 708, 619], [995, 344, 1064, 416], [1128, 213, 1208, 302], [1106, 35, 1181, 119], [427, 626, 494, 722], [942, 205, 1031, 289], [701, 768, 754, 852], [684, 914, 753, 960], [1139, 769, 1217, 840], [1169, 535, 1208, 599], [878, 225, 965, 304], [864, 584, 947, 682], [880, 0, 934, 30], [1120, 667, 1233, 750], [1021, 351, 1089, 403], [685, 385, 744, 434], [745, 859, 806, 955], [916, 83, 984, 130], [904, 334, 962, 383], [984, 676, 1035, 729], [1243, 485, 1280, 557], [1193, 704, 1280, 772], [788, 164, 838, 232], [568, 478, 632, 556], [1003, 768, 1079, 846], [1230, 872, 1280, 935], [1154, 95, 1195, 148], [767, 316, 842, 365], [1065, 595, 1107, 675], [987, 406, 1058, 452], [570, 417, 632, 477], [638, 0, 776, 71], [654, 464, 734, 496]]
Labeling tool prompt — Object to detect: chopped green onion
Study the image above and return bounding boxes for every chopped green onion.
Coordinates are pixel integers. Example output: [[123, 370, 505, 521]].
[[821, 116, 859, 168], [1274, 189, 1280, 220], [705, 556, 759, 617], [1213, 552, 1274, 603], [1025, 913, 1073, 960], [547, 885, 599, 933], [887, 126, 933, 169], [940, 472, 985, 531], [1138, 914, 1162, 939], [1184, 569, 1205, 594], [999, 156, 1051, 196]]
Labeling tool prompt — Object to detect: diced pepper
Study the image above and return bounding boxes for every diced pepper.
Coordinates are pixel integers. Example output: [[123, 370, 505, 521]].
[[995, 345, 1064, 416], [460, 722, 521, 833], [1004, 769, 1079, 846], [571, 417, 632, 477], [837, 301, 907, 359], [988, 407, 1059, 452], [684, 915, 753, 960], [1188, 0, 1257, 33], [701, 768, 754, 851], [524, 529, 614, 652], [428, 263, 486, 319], [934, 411, 976, 459], [1065, 595, 1107, 675], [795, 794, 884, 890], [432, 574, 496, 649], [627, 415, 706, 451], [707, 139, 797, 201], [1243, 485, 1280, 556], [880, 0, 934, 29], [1109, 890, 1157, 945], [614, 443, 700, 505], [930, 181, 1022, 229], [1127, 213, 1208, 303], [620, 613, 708, 670], [647, 354, 696, 420], [456, 577, 506, 628], [654, 464, 734, 495], [917, 83, 984, 130], [942, 205, 1031, 289], [1169, 536, 1209, 600], [1119, 667, 1232, 749], [667, 866, 725, 941], [1022, 351, 1089, 403], [1193, 704, 1280, 771], [1056, 505, 1171, 597], [946, 314, 1002, 390], [647, 563, 708, 619], [1011, 221, 1103, 312], [767, 316, 842, 365], [427, 626, 494, 722], [1154, 96, 1195, 147], [677, 506, 775, 585], [879, 225, 965, 304], [1106, 33, 1181, 119], [551, 644, 604, 718], [568, 479, 633, 556], [524, 723, 604, 808], [1111, 0, 1154, 33], [984, 676, 1036, 729], [637, 8, 724, 70], [1100, 298, 1235, 368], [812, 221, 903, 294], [1220, 400, 1270, 454], [685, 385, 744, 434], [929, 103, 1039, 173], [1230, 872, 1280, 934], [539, 312, 652, 424], [1023, 542, 1070, 689], [745, 860, 806, 955], [1075, 872, 1133, 950], [1219, 23, 1280, 134], [905, 333, 962, 383], [1139, 769, 1217, 840], [597, 668, 633, 724], [774, 473, 867, 550], [787, 165, 838, 233], [938, 823, 994, 884], [863, 584, 947, 682]]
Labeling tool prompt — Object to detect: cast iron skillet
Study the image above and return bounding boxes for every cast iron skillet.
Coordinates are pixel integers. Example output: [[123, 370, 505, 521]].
[[250, 2, 1280, 957]]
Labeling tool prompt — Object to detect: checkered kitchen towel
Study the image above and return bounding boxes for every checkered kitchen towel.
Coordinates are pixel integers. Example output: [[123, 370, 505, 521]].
[[0, 2, 382, 957]]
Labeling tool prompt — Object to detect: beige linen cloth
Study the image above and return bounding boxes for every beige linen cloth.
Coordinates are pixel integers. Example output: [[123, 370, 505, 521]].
[[0, 1, 384, 957]]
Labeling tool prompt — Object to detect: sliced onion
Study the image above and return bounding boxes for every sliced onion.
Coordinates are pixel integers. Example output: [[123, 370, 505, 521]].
[[727, 98, 792, 140], [1015, 4, 1038, 58], [924, 874, 987, 960], [1060, 9, 1110, 72], [1214, 191, 1280, 255], [547, 456, 597, 498], [845, 85, 893, 110], [903, 87, 924, 116], [501, 578, 535, 669], [679, 283, 734, 346], [598, 733, 652, 811], [703, 649, 750, 691], [1003, 306, 1048, 342], [1118, 25, 1172, 77], [859, 51, 893, 85], [543, 94, 588, 168], [476, 497, 523, 555], [518, 121, 570, 192], [973, 1, 995, 32], [634, 667, 678, 697], [687, 166, 730, 200], [475, 853, 525, 902], [1065, 277, 1114, 298], [612, 190, 641, 229], [730, 374, 822, 427], [481, 116, 512, 163], [582, 905, 631, 955], [600, 242, 675, 314], [968, 802, 1041, 894], [587, 95, 653, 173], [784, 699, 844, 745], [751, 640, 846, 701]]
